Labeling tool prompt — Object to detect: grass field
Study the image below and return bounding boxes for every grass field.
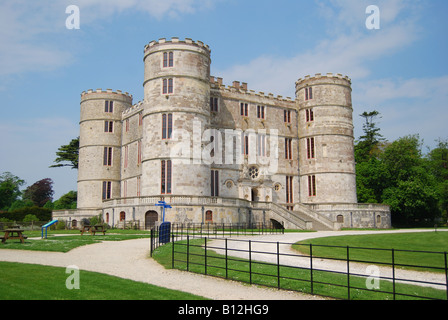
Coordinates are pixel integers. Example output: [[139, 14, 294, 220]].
[[292, 231, 448, 273], [152, 232, 448, 300], [0, 261, 207, 300], [0, 230, 151, 252]]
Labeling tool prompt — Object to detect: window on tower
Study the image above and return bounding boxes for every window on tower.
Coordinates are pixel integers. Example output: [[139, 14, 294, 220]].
[[285, 138, 292, 160], [161, 160, 172, 194], [306, 109, 314, 122], [286, 176, 293, 204], [163, 52, 174, 68], [103, 147, 113, 166], [305, 87, 313, 101], [240, 102, 248, 117], [105, 101, 113, 113], [162, 113, 173, 140], [211, 170, 219, 197], [104, 121, 113, 133], [307, 137, 315, 159], [284, 110, 291, 123], [308, 175, 316, 197], [102, 181, 112, 200], [163, 78, 174, 94]]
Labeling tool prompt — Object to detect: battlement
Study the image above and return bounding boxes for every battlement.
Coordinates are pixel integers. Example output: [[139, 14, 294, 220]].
[[210, 76, 294, 103], [81, 89, 133, 101], [122, 100, 144, 117], [296, 73, 351, 86], [144, 37, 211, 53]]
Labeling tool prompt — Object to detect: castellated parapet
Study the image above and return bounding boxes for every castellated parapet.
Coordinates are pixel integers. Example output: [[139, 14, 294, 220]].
[[55, 38, 391, 230]]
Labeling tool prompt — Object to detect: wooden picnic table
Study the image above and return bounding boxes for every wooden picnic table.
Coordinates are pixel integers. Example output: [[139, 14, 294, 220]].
[[80, 225, 107, 236], [1, 228, 28, 244]]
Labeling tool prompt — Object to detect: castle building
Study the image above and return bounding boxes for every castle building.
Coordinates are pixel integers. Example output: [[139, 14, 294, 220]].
[[54, 37, 391, 230]]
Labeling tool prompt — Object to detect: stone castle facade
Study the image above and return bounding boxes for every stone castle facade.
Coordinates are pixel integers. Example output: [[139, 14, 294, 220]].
[[53, 37, 391, 230]]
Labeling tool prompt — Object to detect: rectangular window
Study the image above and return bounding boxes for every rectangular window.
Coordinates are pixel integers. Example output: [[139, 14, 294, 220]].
[[308, 175, 316, 197], [305, 87, 313, 101], [211, 170, 219, 197], [137, 140, 142, 165], [306, 109, 314, 122], [105, 101, 113, 113], [164, 51, 174, 68], [243, 134, 249, 155], [103, 147, 112, 166], [139, 112, 143, 126], [124, 145, 128, 168], [169, 52, 174, 67], [284, 110, 291, 123], [307, 137, 315, 159], [102, 181, 112, 200], [163, 78, 174, 94], [240, 102, 248, 117], [125, 119, 129, 132], [161, 160, 172, 194], [137, 176, 141, 197], [286, 176, 293, 204], [257, 105, 265, 119], [210, 97, 218, 112], [162, 114, 173, 140], [104, 121, 113, 133], [258, 134, 266, 157], [285, 138, 292, 160]]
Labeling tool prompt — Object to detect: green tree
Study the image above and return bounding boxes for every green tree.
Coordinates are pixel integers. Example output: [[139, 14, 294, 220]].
[[0, 172, 25, 210], [426, 139, 448, 222], [50, 137, 79, 169], [381, 135, 440, 226], [354, 111, 385, 163], [52, 191, 77, 210]]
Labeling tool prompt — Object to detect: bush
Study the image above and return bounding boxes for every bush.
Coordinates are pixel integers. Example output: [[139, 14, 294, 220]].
[[0, 206, 52, 222]]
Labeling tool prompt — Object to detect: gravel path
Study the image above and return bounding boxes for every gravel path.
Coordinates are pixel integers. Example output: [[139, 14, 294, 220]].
[[0, 236, 324, 300], [0, 229, 445, 300]]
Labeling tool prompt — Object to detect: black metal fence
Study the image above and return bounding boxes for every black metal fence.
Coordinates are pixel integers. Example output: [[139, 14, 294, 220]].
[[152, 230, 448, 300], [150, 222, 284, 256]]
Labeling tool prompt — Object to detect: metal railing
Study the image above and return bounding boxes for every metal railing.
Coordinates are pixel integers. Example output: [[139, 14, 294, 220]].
[[155, 234, 448, 300], [149, 222, 284, 256]]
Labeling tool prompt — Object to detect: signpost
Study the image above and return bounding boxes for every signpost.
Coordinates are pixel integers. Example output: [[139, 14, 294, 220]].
[[155, 201, 172, 244]]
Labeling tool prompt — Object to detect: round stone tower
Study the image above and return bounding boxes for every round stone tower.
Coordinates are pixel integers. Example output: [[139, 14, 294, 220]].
[[296, 73, 357, 204], [141, 37, 212, 197], [77, 89, 133, 213]]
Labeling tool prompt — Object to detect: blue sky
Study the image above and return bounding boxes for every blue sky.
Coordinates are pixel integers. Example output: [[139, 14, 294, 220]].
[[0, 0, 447, 199]]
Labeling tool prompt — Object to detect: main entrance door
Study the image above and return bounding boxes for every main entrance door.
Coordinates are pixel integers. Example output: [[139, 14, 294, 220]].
[[145, 211, 158, 230]]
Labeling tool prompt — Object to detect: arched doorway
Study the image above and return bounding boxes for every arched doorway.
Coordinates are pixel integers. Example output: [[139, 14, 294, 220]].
[[251, 188, 259, 202], [145, 210, 158, 230]]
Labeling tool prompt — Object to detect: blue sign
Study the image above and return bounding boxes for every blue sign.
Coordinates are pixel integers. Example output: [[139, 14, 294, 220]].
[[155, 201, 172, 222]]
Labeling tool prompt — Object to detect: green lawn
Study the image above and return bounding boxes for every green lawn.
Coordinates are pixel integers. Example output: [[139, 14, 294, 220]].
[[0, 231, 151, 252], [0, 261, 207, 300], [292, 231, 448, 273], [152, 235, 448, 300]]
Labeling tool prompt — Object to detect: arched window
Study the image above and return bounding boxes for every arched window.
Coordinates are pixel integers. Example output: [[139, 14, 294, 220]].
[[337, 215, 344, 223], [205, 210, 213, 222], [120, 211, 126, 221]]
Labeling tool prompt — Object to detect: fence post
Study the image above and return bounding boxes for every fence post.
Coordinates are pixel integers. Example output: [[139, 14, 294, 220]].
[[249, 240, 252, 285], [171, 232, 175, 269], [444, 251, 447, 301], [346, 246, 350, 300], [187, 235, 190, 272], [392, 248, 396, 300], [204, 237, 208, 275], [277, 242, 280, 289], [310, 243, 314, 295], [150, 228, 154, 257], [225, 238, 228, 279]]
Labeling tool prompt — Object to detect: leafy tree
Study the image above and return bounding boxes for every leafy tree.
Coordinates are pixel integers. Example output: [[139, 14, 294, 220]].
[[354, 111, 385, 163], [23, 214, 39, 222], [52, 191, 77, 210], [426, 139, 448, 222], [0, 172, 25, 210], [22, 178, 54, 207], [50, 137, 79, 169]]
